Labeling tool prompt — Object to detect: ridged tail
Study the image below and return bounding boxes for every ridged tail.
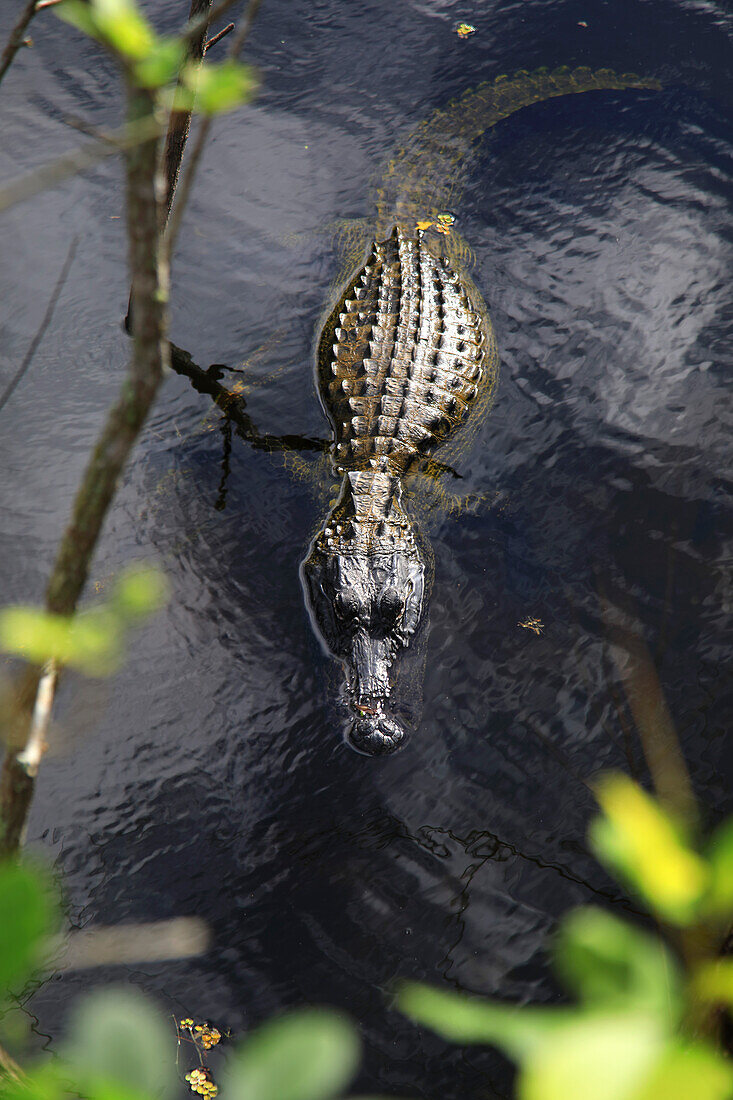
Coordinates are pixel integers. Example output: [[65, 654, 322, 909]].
[[374, 65, 660, 232]]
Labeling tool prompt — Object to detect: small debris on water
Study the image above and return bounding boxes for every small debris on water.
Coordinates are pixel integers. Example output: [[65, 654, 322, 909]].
[[456, 23, 476, 38], [578, 20, 588, 26], [415, 212, 456, 235], [518, 617, 544, 635]]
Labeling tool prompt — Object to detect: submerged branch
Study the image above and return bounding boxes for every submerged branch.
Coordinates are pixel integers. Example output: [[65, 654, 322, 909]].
[[169, 343, 327, 454]]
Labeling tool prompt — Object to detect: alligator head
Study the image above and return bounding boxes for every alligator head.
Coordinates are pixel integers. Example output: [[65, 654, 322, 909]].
[[301, 471, 427, 755]]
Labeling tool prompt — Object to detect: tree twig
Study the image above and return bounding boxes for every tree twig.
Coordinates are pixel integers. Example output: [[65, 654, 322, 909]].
[[0, 236, 78, 414], [163, 0, 212, 219], [165, 0, 263, 258], [205, 22, 234, 50], [0, 81, 167, 859], [0, 0, 39, 88]]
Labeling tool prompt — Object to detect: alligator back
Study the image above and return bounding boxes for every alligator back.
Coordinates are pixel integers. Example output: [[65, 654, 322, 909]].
[[317, 225, 498, 475]]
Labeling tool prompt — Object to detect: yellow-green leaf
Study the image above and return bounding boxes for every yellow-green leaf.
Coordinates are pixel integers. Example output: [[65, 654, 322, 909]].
[[223, 1009, 360, 1100], [398, 983, 570, 1063], [54, 1, 101, 40], [519, 1012, 665, 1100], [112, 565, 169, 621], [691, 959, 733, 1008], [183, 59, 257, 115], [632, 1041, 733, 1100], [590, 774, 708, 925], [0, 607, 119, 676], [0, 862, 56, 996], [704, 817, 733, 920], [553, 907, 682, 1025], [133, 37, 186, 88], [92, 0, 156, 60]]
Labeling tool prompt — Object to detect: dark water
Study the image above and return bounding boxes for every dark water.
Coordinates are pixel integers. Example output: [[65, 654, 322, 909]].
[[1, 0, 732, 1096]]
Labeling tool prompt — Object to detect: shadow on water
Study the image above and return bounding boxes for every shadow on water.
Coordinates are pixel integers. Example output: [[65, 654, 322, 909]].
[[1, 0, 732, 1097]]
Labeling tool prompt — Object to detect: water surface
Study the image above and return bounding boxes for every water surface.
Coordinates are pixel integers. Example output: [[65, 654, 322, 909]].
[[0, 1, 732, 1097]]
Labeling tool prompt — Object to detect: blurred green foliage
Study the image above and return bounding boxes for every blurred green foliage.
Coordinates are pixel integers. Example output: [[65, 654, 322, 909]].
[[55, 0, 256, 111], [399, 772, 733, 1100], [0, 566, 169, 676], [0, 859, 363, 1100]]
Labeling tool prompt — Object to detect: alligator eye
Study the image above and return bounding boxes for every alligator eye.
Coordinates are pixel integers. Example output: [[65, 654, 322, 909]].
[[379, 588, 404, 621], [334, 591, 361, 619]]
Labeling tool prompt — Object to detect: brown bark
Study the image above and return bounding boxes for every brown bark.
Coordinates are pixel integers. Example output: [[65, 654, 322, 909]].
[[0, 0, 38, 88], [0, 84, 167, 859], [164, 0, 213, 218]]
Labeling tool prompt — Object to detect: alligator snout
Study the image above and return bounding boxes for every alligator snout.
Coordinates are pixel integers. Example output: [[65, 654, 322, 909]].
[[347, 705, 406, 755]]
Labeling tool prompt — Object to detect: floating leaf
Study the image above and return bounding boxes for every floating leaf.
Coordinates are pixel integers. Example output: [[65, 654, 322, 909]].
[[398, 983, 569, 1063], [223, 1009, 360, 1100], [590, 774, 708, 925], [553, 907, 682, 1025], [0, 861, 55, 996], [63, 987, 175, 1100]]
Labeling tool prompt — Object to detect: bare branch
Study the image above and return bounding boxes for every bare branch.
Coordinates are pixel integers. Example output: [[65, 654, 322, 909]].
[[52, 917, 210, 970], [0, 0, 38, 88], [163, 0, 213, 219], [0, 82, 168, 859], [165, 0, 263, 258], [204, 22, 234, 50], [0, 237, 78, 414]]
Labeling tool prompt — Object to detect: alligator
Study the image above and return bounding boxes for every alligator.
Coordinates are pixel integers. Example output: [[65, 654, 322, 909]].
[[300, 65, 659, 756]]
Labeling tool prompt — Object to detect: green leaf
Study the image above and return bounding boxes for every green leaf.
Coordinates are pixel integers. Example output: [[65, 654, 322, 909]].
[[704, 817, 733, 919], [518, 1012, 666, 1100], [0, 862, 55, 996], [397, 984, 569, 1063], [133, 38, 186, 89], [63, 987, 175, 1100], [0, 1062, 71, 1100], [92, 0, 156, 60], [111, 565, 169, 621], [590, 774, 708, 925], [691, 959, 733, 1008], [632, 1041, 733, 1100], [223, 1009, 360, 1100], [553, 907, 682, 1025], [54, 0, 101, 40], [183, 60, 257, 115], [0, 606, 120, 676]]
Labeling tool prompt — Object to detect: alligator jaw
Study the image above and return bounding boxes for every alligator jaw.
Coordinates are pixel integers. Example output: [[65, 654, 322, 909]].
[[347, 703, 407, 756]]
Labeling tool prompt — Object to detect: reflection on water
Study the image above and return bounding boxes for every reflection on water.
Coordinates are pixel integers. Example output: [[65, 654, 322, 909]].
[[1, 0, 732, 1096]]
